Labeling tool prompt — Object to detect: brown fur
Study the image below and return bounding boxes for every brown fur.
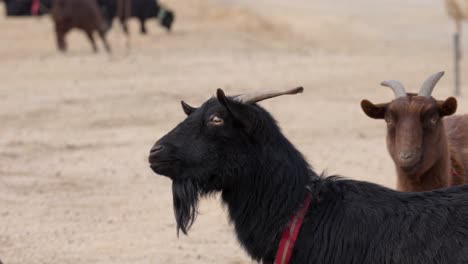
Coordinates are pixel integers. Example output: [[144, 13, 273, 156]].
[[446, 115, 468, 183], [361, 94, 468, 192], [51, 0, 111, 53]]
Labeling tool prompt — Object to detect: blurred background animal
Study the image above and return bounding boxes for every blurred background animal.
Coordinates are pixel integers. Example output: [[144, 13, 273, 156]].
[[3, 0, 51, 16], [3, 0, 175, 34], [98, 0, 175, 35], [3, 0, 174, 52], [51, 0, 111, 52]]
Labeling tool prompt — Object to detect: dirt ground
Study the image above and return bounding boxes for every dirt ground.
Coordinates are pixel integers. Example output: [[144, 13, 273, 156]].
[[1, 0, 468, 263]]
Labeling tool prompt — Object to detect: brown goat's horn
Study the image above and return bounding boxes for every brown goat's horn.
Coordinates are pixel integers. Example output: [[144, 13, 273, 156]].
[[380, 80, 407, 98], [234, 87, 304, 104], [418, 71, 445, 98]]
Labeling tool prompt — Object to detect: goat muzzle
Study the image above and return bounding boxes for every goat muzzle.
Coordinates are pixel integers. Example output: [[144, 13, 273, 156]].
[[397, 150, 421, 170]]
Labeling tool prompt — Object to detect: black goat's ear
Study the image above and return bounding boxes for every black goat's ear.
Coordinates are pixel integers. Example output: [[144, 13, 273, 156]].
[[217, 88, 254, 132], [181, 101, 196, 116], [438, 97, 457, 117], [360, 99, 387, 119]]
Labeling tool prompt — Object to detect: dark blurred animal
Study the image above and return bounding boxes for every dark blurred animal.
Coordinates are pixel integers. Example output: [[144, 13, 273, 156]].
[[361, 71, 468, 192], [3, 0, 174, 34], [148, 87, 468, 263], [3, 0, 51, 16], [51, 0, 110, 52], [98, 0, 175, 35]]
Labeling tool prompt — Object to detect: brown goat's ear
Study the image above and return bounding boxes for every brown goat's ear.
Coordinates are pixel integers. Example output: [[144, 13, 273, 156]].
[[438, 97, 457, 117], [181, 101, 196, 116], [360, 99, 387, 119], [217, 88, 253, 132]]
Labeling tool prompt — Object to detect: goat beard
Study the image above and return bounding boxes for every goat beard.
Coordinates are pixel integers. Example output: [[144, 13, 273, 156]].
[[172, 178, 200, 236]]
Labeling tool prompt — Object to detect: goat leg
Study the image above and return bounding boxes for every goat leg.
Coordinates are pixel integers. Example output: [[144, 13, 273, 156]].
[[55, 25, 68, 52], [98, 30, 111, 53], [85, 30, 98, 52]]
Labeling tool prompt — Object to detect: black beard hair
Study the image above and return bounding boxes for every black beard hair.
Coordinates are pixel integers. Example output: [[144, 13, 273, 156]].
[[172, 178, 200, 236]]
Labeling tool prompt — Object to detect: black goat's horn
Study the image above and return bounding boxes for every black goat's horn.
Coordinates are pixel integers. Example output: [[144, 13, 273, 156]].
[[234, 87, 304, 104], [380, 80, 407, 98], [418, 71, 445, 98]]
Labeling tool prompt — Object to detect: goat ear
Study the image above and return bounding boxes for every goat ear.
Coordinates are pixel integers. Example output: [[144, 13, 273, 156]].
[[216, 88, 254, 132], [360, 99, 387, 119], [438, 97, 457, 117], [181, 101, 196, 116]]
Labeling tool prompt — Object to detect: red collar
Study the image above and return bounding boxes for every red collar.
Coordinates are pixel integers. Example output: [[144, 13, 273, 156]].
[[31, 0, 40, 15], [274, 193, 312, 264]]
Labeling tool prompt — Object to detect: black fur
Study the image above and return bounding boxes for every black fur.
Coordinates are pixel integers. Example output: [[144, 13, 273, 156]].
[[97, 0, 174, 34], [172, 177, 200, 236], [4, 0, 52, 16], [149, 89, 468, 263]]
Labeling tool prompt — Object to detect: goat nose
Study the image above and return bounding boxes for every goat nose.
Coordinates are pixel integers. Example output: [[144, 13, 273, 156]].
[[398, 151, 414, 161], [150, 145, 164, 156]]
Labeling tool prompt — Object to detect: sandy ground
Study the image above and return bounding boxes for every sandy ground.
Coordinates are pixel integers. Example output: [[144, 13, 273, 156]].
[[1, 0, 468, 263]]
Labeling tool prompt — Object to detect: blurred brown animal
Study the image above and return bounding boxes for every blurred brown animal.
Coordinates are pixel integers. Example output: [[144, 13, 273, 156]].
[[361, 71, 468, 192], [51, 0, 111, 53]]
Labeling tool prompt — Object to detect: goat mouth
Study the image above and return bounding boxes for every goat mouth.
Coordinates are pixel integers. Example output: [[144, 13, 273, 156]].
[[398, 160, 421, 172], [149, 160, 177, 178]]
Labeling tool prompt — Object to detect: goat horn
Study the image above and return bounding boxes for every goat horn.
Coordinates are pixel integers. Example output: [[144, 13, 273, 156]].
[[380, 80, 407, 98], [234, 87, 304, 104], [418, 71, 445, 97]]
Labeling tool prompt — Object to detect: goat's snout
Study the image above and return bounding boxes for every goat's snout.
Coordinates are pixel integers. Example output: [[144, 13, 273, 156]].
[[399, 151, 415, 161], [397, 149, 421, 169], [149, 144, 165, 164], [148, 142, 177, 178]]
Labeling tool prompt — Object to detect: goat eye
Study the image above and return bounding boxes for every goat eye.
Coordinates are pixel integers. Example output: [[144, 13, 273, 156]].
[[385, 118, 393, 125], [430, 117, 438, 124], [210, 116, 224, 126]]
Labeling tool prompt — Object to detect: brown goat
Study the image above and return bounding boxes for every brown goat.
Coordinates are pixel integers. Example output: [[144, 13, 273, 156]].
[[51, 0, 111, 53], [361, 71, 468, 192]]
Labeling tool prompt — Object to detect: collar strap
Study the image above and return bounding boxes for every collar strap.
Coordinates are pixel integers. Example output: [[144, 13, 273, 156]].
[[274, 193, 312, 264], [31, 0, 40, 15]]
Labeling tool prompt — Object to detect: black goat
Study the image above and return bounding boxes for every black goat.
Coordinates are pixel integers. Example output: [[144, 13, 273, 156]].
[[97, 0, 174, 35], [149, 88, 468, 263]]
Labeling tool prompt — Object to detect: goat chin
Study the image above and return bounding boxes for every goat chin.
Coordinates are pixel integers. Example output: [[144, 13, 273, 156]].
[[172, 178, 200, 236], [397, 161, 421, 173]]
